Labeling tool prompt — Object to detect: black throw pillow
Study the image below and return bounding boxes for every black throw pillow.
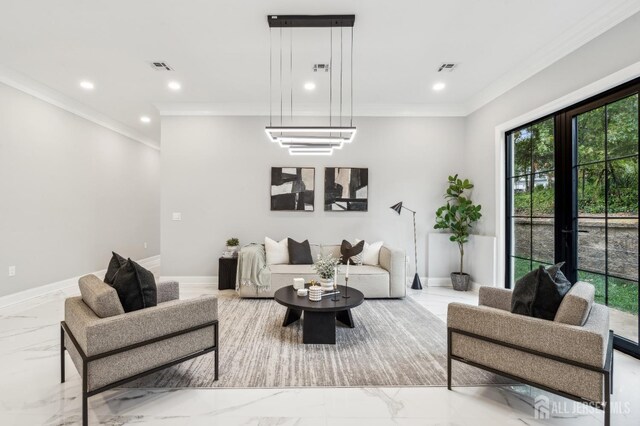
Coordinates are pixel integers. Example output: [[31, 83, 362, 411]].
[[532, 263, 572, 320], [340, 240, 364, 265], [104, 251, 127, 284], [110, 259, 157, 312], [288, 238, 313, 265], [511, 268, 539, 316]]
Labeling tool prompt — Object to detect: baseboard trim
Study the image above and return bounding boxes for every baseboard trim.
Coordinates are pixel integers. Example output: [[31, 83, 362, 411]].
[[427, 277, 453, 287], [159, 276, 218, 285], [427, 277, 481, 292], [0, 255, 161, 309]]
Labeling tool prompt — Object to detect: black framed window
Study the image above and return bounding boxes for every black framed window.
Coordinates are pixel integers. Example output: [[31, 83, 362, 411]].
[[505, 77, 640, 358], [506, 116, 556, 283]]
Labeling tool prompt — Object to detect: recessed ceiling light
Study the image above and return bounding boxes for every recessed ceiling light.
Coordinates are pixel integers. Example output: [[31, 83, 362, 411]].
[[304, 82, 316, 91], [168, 81, 181, 91], [432, 82, 446, 91], [79, 81, 94, 90], [140, 116, 151, 124]]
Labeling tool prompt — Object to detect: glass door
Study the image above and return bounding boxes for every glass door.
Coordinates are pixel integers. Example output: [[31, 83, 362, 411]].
[[506, 117, 556, 283], [506, 79, 640, 357], [570, 93, 639, 355]]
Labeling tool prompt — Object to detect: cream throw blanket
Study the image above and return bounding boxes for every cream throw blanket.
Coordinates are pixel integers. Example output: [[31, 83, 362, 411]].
[[236, 244, 271, 292]]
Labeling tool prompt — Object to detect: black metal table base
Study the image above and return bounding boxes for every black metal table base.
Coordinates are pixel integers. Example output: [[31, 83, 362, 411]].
[[283, 308, 355, 344]]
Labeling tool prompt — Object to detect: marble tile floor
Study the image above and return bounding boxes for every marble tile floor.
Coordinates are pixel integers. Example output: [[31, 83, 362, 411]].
[[0, 283, 638, 425]]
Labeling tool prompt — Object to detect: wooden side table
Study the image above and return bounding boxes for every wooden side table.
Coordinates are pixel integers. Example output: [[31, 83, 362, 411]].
[[218, 257, 238, 290]]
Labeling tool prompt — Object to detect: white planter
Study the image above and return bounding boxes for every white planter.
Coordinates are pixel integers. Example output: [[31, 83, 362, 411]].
[[226, 245, 239, 252], [319, 277, 334, 291]]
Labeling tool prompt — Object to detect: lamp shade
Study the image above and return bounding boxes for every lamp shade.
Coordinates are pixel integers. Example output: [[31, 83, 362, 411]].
[[390, 202, 403, 215]]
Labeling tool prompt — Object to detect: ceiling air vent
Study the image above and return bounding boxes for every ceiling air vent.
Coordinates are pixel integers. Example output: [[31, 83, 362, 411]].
[[437, 63, 457, 72], [150, 61, 173, 71], [313, 64, 330, 72]]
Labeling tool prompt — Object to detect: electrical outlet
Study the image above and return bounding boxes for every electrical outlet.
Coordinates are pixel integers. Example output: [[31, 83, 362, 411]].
[[8, 266, 16, 277], [172, 212, 182, 221], [144, 242, 148, 249]]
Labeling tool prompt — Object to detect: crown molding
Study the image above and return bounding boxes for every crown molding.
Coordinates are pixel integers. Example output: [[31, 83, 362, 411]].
[[155, 102, 468, 117], [463, 0, 640, 115], [3, 1, 638, 133], [0, 64, 160, 150]]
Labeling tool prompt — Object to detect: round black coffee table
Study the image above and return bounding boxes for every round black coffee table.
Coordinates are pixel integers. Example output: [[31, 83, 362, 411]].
[[274, 285, 364, 344]]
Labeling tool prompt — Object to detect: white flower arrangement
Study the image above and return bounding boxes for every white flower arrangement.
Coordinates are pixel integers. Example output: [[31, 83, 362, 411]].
[[312, 254, 341, 280]]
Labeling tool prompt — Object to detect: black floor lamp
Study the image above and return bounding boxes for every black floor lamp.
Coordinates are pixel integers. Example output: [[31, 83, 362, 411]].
[[390, 202, 422, 289]]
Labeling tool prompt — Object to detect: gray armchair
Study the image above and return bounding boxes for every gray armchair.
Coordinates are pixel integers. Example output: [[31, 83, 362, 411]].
[[447, 282, 613, 426], [61, 274, 219, 426]]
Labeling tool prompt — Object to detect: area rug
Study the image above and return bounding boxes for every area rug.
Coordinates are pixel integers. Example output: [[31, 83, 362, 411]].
[[127, 295, 506, 388]]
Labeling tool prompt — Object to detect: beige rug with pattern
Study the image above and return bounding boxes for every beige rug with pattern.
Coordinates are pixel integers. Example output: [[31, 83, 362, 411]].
[[128, 294, 505, 388]]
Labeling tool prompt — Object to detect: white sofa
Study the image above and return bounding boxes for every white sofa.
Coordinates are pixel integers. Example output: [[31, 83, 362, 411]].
[[237, 243, 407, 298]]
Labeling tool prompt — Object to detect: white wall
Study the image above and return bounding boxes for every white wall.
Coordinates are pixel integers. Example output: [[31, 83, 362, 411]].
[[162, 12, 640, 285], [427, 233, 496, 286], [0, 82, 161, 297], [463, 12, 640, 285], [161, 116, 466, 278], [465, 11, 640, 236]]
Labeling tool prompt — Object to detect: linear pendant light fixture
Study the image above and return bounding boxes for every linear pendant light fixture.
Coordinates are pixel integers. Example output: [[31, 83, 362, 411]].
[[266, 15, 356, 155]]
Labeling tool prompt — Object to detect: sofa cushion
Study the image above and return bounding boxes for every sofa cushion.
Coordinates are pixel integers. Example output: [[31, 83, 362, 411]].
[[267, 264, 391, 298], [265, 237, 289, 265], [310, 244, 321, 261], [340, 240, 364, 265], [555, 281, 595, 326], [287, 238, 313, 265], [269, 264, 388, 275], [321, 244, 341, 260], [79, 274, 124, 318], [110, 259, 157, 312], [104, 251, 126, 284]]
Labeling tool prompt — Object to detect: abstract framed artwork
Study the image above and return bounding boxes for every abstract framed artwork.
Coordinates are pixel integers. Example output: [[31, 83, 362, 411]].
[[270, 167, 315, 211], [324, 167, 368, 211]]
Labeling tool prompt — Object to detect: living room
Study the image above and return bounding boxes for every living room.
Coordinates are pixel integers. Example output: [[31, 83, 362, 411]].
[[1, 1, 640, 425]]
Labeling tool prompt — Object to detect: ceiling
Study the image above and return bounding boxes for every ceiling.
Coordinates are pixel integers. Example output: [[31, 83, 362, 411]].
[[1, 0, 639, 147]]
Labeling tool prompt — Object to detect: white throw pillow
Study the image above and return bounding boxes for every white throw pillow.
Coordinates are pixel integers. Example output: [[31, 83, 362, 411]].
[[356, 239, 384, 266], [265, 237, 289, 265]]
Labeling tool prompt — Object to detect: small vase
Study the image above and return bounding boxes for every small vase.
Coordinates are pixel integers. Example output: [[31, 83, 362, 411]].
[[226, 245, 239, 252], [319, 277, 334, 291]]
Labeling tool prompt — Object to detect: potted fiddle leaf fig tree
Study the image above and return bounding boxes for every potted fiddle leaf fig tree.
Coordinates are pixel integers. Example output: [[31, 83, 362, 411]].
[[434, 175, 482, 291]]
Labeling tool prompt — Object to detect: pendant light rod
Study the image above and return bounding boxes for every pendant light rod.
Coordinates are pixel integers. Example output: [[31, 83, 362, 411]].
[[340, 25, 343, 128], [329, 23, 332, 128], [269, 28, 272, 127], [290, 26, 293, 125], [350, 26, 354, 127], [279, 27, 282, 127]]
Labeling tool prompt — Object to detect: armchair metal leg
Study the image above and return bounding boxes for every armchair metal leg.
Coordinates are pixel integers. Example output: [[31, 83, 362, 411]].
[[60, 324, 65, 383], [610, 351, 614, 395], [214, 322, 219, 381], [82, 354, 89, 426], [604, 370, 611, 426], [446, 328, 452, 390], [82, 394, 88, 426]]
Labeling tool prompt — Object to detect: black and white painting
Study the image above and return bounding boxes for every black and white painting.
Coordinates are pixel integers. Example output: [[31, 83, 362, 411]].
[[270, 167, 315, 211], [324, 167, 368, 211]]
